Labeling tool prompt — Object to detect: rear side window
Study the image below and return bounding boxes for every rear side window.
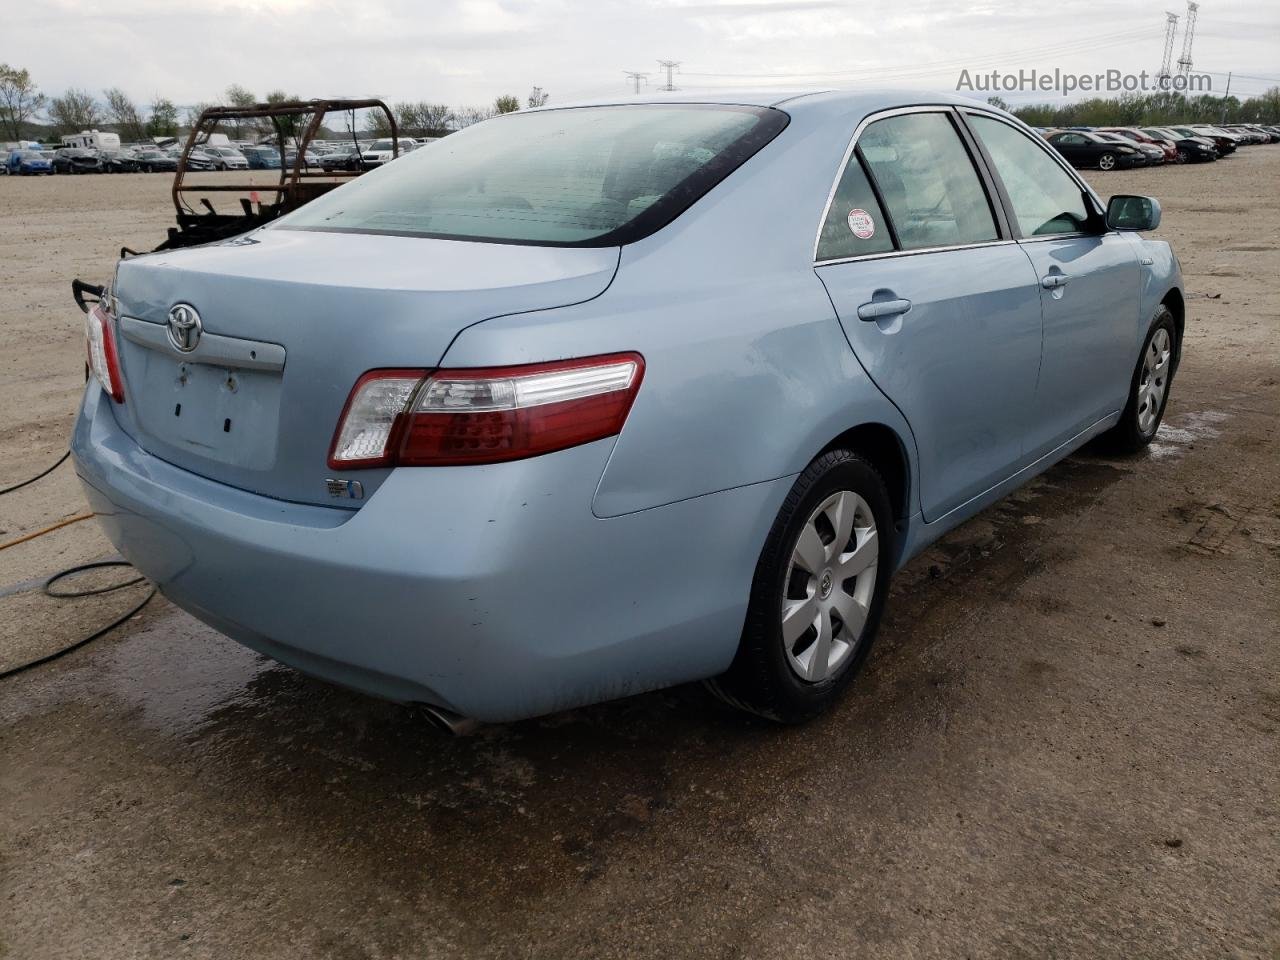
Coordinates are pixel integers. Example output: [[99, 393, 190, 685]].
[[816, 154, 893, 261], [857, 112, 998, 252], [968, 115, 1090, 237], [278, 105, 788, 246]]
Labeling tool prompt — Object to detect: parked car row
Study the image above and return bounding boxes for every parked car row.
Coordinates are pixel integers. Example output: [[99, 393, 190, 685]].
[[1036, 122, 1280, 170], [5, 143, 194, 175], [179, 136, 435, 172], [4, 135, 435, 176]]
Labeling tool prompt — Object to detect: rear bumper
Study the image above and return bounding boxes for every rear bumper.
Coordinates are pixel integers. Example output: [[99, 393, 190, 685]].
[[71, 383, 786, 721]]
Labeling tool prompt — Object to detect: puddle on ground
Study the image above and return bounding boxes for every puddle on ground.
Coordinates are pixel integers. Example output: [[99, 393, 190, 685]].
[[94, 609, 282, 738]]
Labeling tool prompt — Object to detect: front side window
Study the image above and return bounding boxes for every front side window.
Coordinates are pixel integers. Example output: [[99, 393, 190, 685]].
[[969, 115, 1091, 237], [857, 112, 998, 251], [279, 105, 788, 246]]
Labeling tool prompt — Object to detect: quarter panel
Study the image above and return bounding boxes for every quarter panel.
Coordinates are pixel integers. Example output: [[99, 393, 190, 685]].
[[440, 99, 925, 519], [443, 266, 917, 519]]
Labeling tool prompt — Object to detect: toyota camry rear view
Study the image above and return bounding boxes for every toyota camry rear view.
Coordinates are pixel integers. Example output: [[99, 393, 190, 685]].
[[73, 91, 1183, 726]]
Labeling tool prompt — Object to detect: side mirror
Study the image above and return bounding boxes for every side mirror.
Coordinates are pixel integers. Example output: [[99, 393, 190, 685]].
[[1106, 194, 1162, 231]]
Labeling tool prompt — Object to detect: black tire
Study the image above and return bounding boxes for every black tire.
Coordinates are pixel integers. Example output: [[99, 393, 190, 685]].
[[1103, 305, 1178, 453], [1176, 149, 1189, 163], [707, 449, 895, 723]]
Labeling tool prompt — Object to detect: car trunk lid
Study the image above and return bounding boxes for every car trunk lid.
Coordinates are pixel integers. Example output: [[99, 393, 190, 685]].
[[110, 228, 619, 507]]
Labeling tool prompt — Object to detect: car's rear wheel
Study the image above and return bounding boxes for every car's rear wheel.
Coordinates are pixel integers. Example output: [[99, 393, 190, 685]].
[[707, 449, 893, 723], [1103, 305, 1177, 453], [1098, 152, 1118, 170]]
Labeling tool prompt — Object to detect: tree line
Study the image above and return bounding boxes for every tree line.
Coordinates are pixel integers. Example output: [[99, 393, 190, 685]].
[[990, 89, 1280, 127], [6, 60, 1276, 146], [365, 88, 548, 138], [0, 64, 551, 143]]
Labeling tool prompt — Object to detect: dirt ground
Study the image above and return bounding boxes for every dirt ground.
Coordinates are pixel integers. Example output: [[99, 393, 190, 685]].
[[0, 151, 1277, 960]]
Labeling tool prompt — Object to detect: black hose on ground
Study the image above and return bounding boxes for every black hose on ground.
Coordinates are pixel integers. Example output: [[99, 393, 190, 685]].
[[0, 562, 155, 680], [0, 281, 155, 678], [0, 414, 155, 678], [0, 450, 71, 496]]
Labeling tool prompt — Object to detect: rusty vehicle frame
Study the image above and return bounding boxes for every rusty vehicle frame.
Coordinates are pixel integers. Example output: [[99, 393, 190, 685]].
[[156, 98, 398, 251]]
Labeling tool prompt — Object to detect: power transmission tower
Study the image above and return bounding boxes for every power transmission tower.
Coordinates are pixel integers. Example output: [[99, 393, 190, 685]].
[[1176, 1, 1199, 81], [623, 71, 650, 94], [656, 60, 681, 92], [1156, 11, 1179, 89]]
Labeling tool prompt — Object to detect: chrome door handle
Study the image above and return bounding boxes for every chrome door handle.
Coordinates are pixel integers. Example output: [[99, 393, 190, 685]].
[[1040, 273, 1070, 289], [856, 298, 912, 321]]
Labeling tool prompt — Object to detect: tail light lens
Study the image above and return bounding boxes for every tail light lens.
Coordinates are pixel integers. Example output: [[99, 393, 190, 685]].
[[328, 353, 644, 469], [84, 303, 125, 403]]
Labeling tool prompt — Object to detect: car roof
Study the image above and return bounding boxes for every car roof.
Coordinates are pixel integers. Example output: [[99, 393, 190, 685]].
[[528, 87, 996, 114]]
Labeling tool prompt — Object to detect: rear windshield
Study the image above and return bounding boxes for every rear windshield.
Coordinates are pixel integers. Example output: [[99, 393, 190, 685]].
[[277, 104, 788, 246]]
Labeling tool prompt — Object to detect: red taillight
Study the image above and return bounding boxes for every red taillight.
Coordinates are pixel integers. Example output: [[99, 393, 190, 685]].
[[84, 303, 125, 403], [328, 353, 644, 469]]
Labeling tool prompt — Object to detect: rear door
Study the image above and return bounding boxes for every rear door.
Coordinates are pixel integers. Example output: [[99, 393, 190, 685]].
[[816, 107, 1044, 521], [964, 111, 1142, 457]]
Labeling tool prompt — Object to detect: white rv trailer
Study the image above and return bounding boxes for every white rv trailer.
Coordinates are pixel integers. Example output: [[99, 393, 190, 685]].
[[61, 130, 122, 152]]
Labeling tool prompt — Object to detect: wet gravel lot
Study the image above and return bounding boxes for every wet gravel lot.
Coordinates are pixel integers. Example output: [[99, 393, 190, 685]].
[[1, 152, 1278, 959]]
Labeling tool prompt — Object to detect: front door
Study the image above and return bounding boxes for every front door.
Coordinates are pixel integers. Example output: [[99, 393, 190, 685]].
[[965, 113, 1143, 457]]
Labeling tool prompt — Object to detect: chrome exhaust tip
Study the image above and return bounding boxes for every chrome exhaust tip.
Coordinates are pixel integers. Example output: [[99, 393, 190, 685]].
[[419, 704, 481, 736]]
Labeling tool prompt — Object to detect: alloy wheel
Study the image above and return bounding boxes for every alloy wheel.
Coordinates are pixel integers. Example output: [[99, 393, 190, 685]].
[[781, 490, 879, 683], [1098, 153, 1117, 170], [1137, 327, 1172, 434]]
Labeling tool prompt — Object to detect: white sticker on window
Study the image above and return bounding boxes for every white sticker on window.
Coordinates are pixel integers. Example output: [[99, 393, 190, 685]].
[[847, 208, 875, 240]]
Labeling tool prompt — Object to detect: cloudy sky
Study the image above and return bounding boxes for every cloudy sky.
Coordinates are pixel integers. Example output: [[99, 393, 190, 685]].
[[5, 0, 1278, 112]]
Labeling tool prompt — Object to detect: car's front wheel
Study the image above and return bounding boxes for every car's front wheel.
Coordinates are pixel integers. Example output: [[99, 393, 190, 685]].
[[707, 449, 894, 723], [1104, 305, 1178, 452], [1098, 152, 1118, 170]]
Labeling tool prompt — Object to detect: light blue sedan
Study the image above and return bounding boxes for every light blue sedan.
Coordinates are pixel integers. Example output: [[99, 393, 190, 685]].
[[72, 90, 1183, 728]]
